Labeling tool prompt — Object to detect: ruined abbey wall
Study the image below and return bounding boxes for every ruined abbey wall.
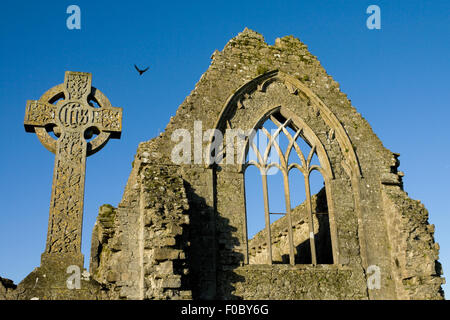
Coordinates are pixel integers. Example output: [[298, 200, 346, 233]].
[[87, 29, 444, 300]]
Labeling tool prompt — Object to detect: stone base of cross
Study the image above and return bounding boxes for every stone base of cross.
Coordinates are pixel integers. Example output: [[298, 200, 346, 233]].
[[24, 71, 122, 271]]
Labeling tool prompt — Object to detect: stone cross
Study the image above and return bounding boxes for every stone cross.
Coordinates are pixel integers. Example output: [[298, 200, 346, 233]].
[[24, 71, 122, 268]]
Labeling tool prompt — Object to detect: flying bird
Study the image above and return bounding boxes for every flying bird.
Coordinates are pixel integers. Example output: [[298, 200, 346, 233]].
[[134, 64, 149, 75]]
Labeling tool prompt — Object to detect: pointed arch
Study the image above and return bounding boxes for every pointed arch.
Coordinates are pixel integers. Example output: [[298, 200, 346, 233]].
[[208, 70, 367, 268], [209, 70, 361, 178], [241, 108, 338, 265]]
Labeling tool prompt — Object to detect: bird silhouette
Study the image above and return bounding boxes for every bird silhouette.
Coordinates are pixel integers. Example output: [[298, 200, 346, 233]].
[[134, 64, 149, 75]]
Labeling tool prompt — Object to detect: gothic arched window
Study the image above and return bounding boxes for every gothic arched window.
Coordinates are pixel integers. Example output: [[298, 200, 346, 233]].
[[243, 109, 335, 265]]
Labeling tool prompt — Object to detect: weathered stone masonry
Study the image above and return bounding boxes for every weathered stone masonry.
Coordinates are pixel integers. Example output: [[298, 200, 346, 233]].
[[1, 28, 444, 300]]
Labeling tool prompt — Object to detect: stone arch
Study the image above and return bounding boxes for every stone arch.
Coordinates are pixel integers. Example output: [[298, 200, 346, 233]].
[[209, 70, 361, 179], [207, 70, 366, 268]]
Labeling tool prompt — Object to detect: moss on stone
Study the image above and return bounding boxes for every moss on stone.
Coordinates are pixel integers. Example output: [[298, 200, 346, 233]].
[[256, 64, 269, 75]]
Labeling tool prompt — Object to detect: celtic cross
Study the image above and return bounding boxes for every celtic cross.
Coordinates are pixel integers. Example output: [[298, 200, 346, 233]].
[[24, 71, 122, 268]]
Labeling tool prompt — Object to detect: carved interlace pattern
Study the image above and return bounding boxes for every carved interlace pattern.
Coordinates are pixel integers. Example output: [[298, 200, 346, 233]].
[[58, 132, 84, 164], [94, 109, 121, 130], [47, 132, 85, 253], [66, 73, 89, 100], [25, 101, 55, 124]]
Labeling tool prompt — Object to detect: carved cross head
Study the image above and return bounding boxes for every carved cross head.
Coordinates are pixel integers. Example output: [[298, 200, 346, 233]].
[[24, 71, 122, 156]]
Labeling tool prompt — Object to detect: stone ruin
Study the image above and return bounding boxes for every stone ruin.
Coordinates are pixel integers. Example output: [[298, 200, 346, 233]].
[[0, 29, 444, 300]]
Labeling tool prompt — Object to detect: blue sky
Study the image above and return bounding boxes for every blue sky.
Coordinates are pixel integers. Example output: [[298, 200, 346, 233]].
[[0, 0, 449, 296]]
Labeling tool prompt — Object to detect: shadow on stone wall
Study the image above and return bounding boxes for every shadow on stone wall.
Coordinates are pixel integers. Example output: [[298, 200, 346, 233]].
[[184, 176, 245, 300], [294, 214, 333, 264], [296, 188, 333, 264]]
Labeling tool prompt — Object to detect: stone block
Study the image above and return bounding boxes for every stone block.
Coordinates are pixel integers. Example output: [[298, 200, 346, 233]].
[[156, 261, 174, 275], [160, 276, 182, 289], [153, 248, 181, 261]]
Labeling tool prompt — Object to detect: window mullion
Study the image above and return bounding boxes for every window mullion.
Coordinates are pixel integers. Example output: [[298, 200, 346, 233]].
[[304, 173, 317, 265], [261, 171, 272, 265], [282, 169, 295, 265]]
